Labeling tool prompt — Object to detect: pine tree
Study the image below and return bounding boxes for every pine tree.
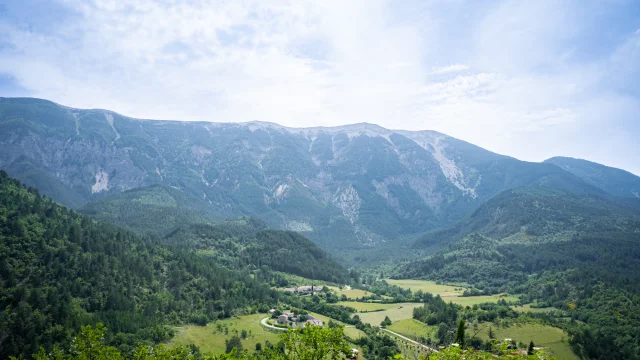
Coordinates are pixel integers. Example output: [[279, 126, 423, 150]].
[[488, 326, 494, 339], [225, 335, 243, 354], [528, 340, 535, 355], [380, 316, 392, 327], [454, 320, 465, 348]]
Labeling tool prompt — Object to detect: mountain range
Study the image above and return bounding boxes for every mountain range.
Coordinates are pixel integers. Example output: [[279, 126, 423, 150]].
[[2, 97, 640, 359], [1, 97, 639, 257]]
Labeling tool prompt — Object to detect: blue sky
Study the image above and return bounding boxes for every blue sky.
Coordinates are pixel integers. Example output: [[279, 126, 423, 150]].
[[1, 0, 639, 175]]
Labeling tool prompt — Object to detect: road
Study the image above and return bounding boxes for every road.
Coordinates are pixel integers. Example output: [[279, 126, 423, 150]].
[[261, 317, 288, 331], [381, 328, 439, 353], [261, 316, 438, 353]]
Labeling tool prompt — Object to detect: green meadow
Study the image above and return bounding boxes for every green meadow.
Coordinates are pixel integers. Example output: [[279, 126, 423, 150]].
[[337, 288, 375, 299], [386, 319, 437, 340], [476, 323, 578, 360], [171, 313, 280, 355], [357, 303, 424, 326], [337, 301, 406, 312], [513, 304, 562, 313], [443, 294, 520, 306], [386, 279, 519, 306], [385, 279, 465, 297]]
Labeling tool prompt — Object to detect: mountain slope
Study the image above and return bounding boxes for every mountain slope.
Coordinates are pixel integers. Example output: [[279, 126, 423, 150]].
[[545, 156, 640, 198], [413, 186, 638, 249], [0, 97, 608, 250], [396, 187, 640, 359], [79, 184, 222, 237], [163, 219, 350, 283], [0, 170, 279, 358]]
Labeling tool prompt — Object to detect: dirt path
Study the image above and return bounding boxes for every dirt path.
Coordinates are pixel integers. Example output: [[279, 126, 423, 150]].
[[381, 328, 439, 353], [261, 317, 287, 331]]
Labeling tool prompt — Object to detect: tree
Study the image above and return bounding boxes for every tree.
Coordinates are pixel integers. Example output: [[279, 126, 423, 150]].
[[488, 326, 494, 339], [69, 323, 123, 360], [279, 326, 351, 360], [225, 335, 243, 354], [272, 310, 282, 319], [255, 343, 262, 352], [437, 323, 448, 344], [528, 341, 535, 355], [241, 330, 248, 339], [454, 320, 465, 348], [380, 316, 392, 327]]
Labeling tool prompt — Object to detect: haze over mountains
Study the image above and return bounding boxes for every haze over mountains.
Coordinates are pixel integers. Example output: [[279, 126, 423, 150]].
[[2, 97, 639, 255]]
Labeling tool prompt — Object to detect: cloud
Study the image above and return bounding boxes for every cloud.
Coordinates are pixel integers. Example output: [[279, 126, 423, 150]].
[[429, 64, 470, 75], [0, 0, 638, 174]]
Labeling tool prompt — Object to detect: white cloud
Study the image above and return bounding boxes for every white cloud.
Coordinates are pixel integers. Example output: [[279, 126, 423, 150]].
[[0, 0, 638, 174], [429, 64, 470, 75]]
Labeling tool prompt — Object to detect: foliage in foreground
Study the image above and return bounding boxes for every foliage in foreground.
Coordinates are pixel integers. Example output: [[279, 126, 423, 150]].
[[21, 324, 557, 360]]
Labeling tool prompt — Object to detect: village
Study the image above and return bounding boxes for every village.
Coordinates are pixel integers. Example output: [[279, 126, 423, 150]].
[[267, 309, 324, 328]]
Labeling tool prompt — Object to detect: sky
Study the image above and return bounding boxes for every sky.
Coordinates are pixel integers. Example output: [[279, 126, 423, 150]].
[[0, 0, 639, 175]]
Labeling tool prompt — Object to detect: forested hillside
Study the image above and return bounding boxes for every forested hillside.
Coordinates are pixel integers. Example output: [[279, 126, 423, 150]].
[[163, 220, 350, 283], [413, 186, 640, 249], [397, 187, 640, 359], [79, 184, 221, 237], [0, 170, 280, 359]]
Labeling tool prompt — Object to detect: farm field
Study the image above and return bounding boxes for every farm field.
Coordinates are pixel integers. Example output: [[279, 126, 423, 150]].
[[171, 313, 280, 355], [337, 301, 404, 312], [386, 279, 519, 305], [386, 319, 436, 341], [343, 326, 367, 340], [442, 294, 520, 306], [385, 279, 465, 297], [513, 304, 562, 313], [357, 303, 423, 326], [338, 288, 374, 299], [476, 323, 578, 360]]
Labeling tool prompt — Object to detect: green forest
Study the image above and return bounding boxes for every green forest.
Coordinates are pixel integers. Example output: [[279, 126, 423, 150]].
[[0, 170, 282, 358]]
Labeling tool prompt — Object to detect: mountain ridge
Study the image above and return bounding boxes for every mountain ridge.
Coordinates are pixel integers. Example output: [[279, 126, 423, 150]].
[[1, 97, 637, 252]]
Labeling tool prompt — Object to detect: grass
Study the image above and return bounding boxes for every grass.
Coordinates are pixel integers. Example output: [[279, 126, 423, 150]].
[[476, 323, 578, 360], [171, 313, 280, 355], [337, 301, 407, 312], [386, 279, 520, 305], [343, 326, 367, 340], [513, 304, 562, 313], [385, 279, 465, 297], [357, 303, 424, 326], [338, 288, 374, 299], [442, 294, 520, 306], [171, 312, 366, 355], [386, 319, 436, 341]]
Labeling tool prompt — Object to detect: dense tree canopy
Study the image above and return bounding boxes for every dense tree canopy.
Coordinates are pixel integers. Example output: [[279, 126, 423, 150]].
[[0, 170, 280, 359]]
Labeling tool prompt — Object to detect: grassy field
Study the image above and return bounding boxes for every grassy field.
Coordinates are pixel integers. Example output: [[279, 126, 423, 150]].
[[476, 323, 578, 360], [337, 301, 408, 312], [442, 294, 520, 306], [171, 313, 280, 355], [385, 279, 465, 297], [343, 326, 367, 340], [513, 304, 562, 313], [386, 279, 520, 305], [357, 303, 423, 326], [386, 319, 436, 340], [337, 288, 374, 299]]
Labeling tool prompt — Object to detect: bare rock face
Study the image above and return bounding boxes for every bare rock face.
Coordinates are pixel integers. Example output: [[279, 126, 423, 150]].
[[0, 98, 613, 249]]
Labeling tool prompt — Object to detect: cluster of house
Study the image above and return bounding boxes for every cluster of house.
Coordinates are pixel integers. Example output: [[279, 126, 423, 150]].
[[269, 309, 323, 327]]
